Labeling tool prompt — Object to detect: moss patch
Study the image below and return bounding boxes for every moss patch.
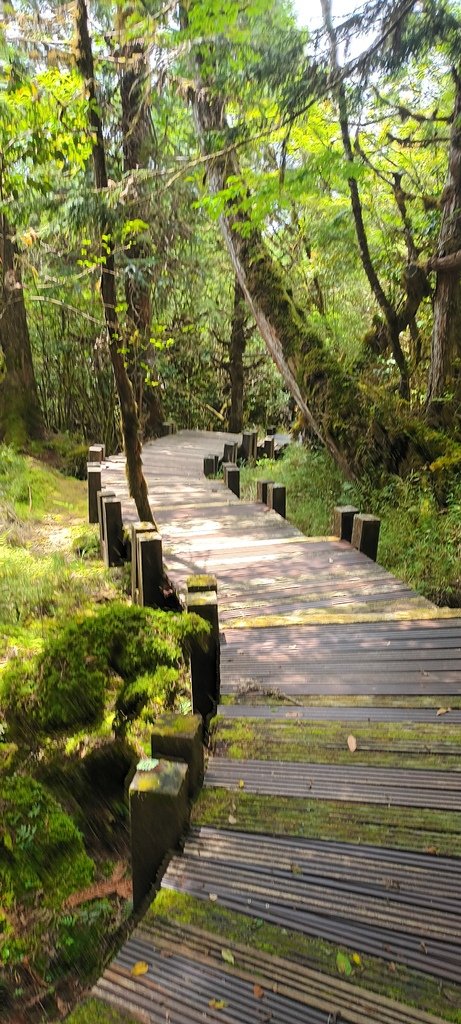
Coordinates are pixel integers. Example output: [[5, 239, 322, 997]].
[[148, 890, 461, 1021], [193, 789, 461, 855], [66, 999, 141, 1024]]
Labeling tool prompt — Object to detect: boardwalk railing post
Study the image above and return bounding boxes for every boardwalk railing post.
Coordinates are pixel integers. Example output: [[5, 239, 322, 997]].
[[87, 464, 102, 523], [223, 463, 240, 498], [333, 505, 359, 543], [130, 757, 189, 912], [351, 513, 381, 561], [186, 584, 220, 724], [266, 425, 276, 436], [151, 714, 204, 797], [223, 441, 237, 464], [257, 479, 274, 504], [268, 482, 286, 519], [137, 531, 163, 607], [263, 436, 275, 459], [203, 455, 216, 477], [187, 573, 218, 594], [97, 488, 115, 557], [101, 495, 124, 567], [131, 522, 157, 603], [88, 443, 105, 463]]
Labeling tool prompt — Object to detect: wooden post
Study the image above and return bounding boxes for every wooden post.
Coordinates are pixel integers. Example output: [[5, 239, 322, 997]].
[[263, 436, 275, 459], [151, 714, 204, 797], [224, 463, 240, 498], [203, 455, 216, 477], [351, 513, 381, 561], [186, 589, 220, 723], [187, 573, 218, 594], [266, 426, 276, 436], [223, 441, 237, 463], [137, 531, 163, 607], [101, 496, 124, 567], [333, 505, 359, 543], [268, 482, 286, 519], [97, 488, 115, 556], [131, 522, 157, 603], [256, 479, 273, 504], [241, 431, 253, 462], [88, 443, 105, 462], [160, 422, 175, 436], [130, 757, 189, 913], [87, 464, 101, 523]]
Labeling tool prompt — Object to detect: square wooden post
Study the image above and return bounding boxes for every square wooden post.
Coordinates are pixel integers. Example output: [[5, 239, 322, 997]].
[[186, 589, 220, 723], [351, 513, 381, 561], [333, 505, 359, 543]]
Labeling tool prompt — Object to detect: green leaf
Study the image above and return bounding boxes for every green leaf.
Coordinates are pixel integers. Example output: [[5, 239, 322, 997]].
[[336, 951, 352, 976]]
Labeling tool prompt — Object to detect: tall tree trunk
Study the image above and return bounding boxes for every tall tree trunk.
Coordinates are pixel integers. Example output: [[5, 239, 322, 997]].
[[75, 0, 154, 523], [228, 277, 246, 432], [119, 41, 164, 437], [426, 69, 461, 420], [0, 218, 43, 444]]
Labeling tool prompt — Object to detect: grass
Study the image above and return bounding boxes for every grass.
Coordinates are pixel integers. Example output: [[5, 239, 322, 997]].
[[65, 1001, 140, 1024], [148, 890, 461, 1021], [240, 445, 461, 606]]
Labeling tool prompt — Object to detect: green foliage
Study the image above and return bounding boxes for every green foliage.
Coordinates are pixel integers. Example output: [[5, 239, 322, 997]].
[[67, 999, 141, 1024], [1, 602, 210, 736]]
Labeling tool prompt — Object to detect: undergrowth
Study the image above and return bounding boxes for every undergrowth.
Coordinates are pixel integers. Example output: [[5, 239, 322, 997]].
[[241, 445, 461, 606]]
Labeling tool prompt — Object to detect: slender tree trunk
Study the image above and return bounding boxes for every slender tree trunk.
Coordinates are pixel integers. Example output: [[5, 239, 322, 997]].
[[228, 277, 246, 432], [0, 218, 43, 444], [75, 0, 154, 523], [119, 43, 164, 437], [427, 69, 461, 417]]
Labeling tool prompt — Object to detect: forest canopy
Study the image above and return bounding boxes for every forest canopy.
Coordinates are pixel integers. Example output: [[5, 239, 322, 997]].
[[0, 0, 460, 494]]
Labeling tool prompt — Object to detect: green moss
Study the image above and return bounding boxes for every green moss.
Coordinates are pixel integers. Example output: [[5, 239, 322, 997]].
[[193, 789, 461, 855], [148, 891, 461, 1021], [66, 998, 141, 1024]]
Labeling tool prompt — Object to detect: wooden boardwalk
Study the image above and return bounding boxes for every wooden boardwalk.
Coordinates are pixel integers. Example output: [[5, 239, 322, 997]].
[[93, 430, 461, 1024]]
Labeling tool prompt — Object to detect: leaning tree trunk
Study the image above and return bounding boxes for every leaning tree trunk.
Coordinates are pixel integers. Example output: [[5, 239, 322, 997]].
[[75, 0, 154, 523], [426, 69, 461, 420], [0, 219, 43, 444], [184, 35, 448, 481], [228, 277, 246, 432], [119, 43, 164, 437]]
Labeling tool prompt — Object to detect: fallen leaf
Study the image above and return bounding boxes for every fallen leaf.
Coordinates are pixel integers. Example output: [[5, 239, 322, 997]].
[[209, 998, 227, 1010], [347, 734, 357, 753], [352, 952, 362, 966], [131, 961, 149, 976], [425, 845, 439, 855], [209, 893, 218, 902], [228, 814, 237, 825], [221, 948, 235, 965], [436, 707, 452, 716], [253, 983, 264, 999], [239, 779, 245, 789], [336, 951, 352, 976], [388, 961, 396, 973], [290, 863, 302, 875]]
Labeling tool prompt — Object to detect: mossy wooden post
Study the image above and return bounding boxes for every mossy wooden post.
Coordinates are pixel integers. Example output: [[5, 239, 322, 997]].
[[97, 487, 115, 557], [268, 482, 286, 519], [87, 464, 102, 523], [186, 589, 220, 723], [151, 714, 204, 797], [204, 455, 216, 477], [187, 573, 217, 594], [101, 496, 124, 567], [130, 757, 189, 913], [137, 531, 163, 607], [263, 436, 275, 459], [241, 430, 253, 462], [351, 513, 381, 561], [250, 430, 258, 461], [131, 521, 157, 603], [88, 443, 105, 462], [267, 425, 276, 436], [257, 479, 273, 504], [333, 505, 359, 543], [160, 422, 175, 436], [224, 463, 240, 498]]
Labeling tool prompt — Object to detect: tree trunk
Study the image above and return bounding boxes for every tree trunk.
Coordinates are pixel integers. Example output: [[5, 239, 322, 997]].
[[0, 219, 43, 444], [119, 43, 164, 437], [228, 277, 246, 432], [427, 69, 461, 419], [75, 0, 154, 523]]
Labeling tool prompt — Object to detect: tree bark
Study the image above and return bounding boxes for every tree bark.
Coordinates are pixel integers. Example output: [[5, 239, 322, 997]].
[[0, 218, 44, 444], [228, 277, 246, 432], [427, 69, 461, 416], [75, 0, 154, 523], [119, 42, 164, 437]]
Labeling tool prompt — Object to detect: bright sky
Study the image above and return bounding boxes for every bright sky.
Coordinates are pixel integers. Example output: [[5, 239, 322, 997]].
[[293, 0, 361, 30]]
